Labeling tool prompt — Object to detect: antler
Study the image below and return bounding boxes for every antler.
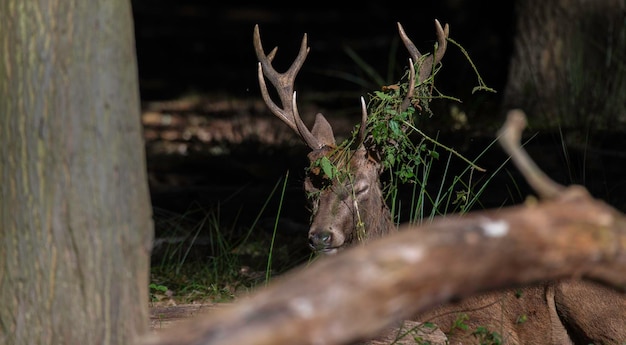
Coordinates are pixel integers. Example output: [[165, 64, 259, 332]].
[[254, 21, 448, 150], [253, 24, 328, 150], [396, 19, 449, 114], [398, 19, 449, 84], [358, 21, 450, 148]]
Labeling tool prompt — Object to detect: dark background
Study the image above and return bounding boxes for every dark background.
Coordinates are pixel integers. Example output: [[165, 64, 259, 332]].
[[131, 2, 626, 253], [132, 1, 515, 107]]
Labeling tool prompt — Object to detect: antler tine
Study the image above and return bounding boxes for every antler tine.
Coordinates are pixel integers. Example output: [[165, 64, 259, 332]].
[[397, 20, 449, 83], [399, 57, 416, 113], [357, 96, 368, 146], [432, 19, 449, 66], [253, 24, 321, 149]]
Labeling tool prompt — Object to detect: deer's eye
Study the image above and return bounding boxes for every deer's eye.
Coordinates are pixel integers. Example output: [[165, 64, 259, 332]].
[[353, 180, 369, 196]]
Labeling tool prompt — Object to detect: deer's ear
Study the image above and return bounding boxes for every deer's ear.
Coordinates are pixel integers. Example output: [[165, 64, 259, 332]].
[[311, 113, 336, 147]]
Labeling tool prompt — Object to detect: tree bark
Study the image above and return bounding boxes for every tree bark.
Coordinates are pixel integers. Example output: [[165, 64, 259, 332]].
[[0, 1, 153, 345], [503, 0, 626, 131]]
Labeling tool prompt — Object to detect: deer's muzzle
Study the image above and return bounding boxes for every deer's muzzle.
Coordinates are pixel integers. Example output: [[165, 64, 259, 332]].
[[308, 227, 346, 255]]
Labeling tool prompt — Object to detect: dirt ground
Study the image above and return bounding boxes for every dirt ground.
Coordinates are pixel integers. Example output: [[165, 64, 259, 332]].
[[149, 302, 227, 332]]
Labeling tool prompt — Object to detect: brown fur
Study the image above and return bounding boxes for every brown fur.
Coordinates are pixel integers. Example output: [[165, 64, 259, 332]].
[[304, 147, 393, 252], [254, 20, 626, 345], [303, 146, 626, 344]]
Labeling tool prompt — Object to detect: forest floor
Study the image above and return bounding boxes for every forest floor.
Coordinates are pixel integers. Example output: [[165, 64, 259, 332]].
[[143, 92, 626, 334], [134, 2, 626, 338]]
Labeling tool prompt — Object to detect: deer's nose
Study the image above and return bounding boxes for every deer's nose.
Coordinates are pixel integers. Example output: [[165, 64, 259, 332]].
[[308, 230, 333, 251]]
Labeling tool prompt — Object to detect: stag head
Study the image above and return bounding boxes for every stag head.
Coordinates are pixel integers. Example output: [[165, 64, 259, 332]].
[[253, 21, 449, 254]]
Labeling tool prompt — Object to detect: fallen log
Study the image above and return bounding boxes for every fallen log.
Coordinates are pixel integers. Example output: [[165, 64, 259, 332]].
[[140, 110, 626, 345]]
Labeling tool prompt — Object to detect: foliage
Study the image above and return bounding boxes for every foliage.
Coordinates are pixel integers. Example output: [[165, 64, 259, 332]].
[[515, 314, 528, 324], [472, 326, 503, 345], [308, 35, 501, 224], [450, 313, 470, 332], [149, 173, 311, 304], [390, 321, 443, 345], [148, 27, 516, 328], [149, 283, 169, 302]]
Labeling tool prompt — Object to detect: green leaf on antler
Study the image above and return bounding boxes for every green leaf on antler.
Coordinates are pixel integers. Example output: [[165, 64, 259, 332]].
[[319, 156, 335, 180]]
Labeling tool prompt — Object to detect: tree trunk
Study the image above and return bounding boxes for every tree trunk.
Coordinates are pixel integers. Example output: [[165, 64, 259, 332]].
[[0, 1, 153, 345], [503, 0, 626, 131]]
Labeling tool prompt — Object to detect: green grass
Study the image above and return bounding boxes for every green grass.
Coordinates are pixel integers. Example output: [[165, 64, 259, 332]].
[[320, 37, 516, 228], [147, 28, 519, 308], [149, 172, 312, 304], [147, 124, 520, 308], [143, 19, 626, 345]]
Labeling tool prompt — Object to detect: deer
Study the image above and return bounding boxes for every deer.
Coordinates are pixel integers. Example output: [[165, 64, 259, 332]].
[[253, 20, 626, 345]]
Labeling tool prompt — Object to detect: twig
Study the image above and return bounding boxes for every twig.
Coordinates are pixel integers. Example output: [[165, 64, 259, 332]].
[[497, 109, 565, 199]]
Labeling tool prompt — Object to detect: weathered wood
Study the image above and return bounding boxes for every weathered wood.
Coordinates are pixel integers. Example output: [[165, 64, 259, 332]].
[[413, 110, 626, 345], [140, 184, 626, 345], [149, 304, 228, 332]]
